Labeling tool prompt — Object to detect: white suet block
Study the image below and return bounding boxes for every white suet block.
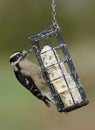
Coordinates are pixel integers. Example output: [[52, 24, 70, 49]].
[[40, 45, 82, 106]]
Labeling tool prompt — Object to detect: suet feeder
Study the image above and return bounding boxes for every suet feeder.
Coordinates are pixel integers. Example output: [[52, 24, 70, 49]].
[[29, 25, 88, 112], [29, 0, 89, 112]]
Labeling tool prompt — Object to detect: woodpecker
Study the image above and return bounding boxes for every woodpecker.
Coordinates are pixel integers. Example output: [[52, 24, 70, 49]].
[[9, 49, 54, 107]]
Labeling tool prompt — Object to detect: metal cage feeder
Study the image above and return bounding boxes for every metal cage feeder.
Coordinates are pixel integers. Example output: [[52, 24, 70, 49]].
[[29, 25, 89, 112]]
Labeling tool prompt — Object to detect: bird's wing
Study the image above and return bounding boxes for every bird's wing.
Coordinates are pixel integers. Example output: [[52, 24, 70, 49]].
[[14, 71, 51, 107]]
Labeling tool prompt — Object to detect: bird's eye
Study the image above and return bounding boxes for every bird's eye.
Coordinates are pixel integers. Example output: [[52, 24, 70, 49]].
[[17, 54, 21, 58], [10, 51, 23, 63]]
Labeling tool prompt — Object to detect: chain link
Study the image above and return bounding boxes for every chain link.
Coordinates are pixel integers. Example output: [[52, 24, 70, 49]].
[[52, 0, 58, 26]]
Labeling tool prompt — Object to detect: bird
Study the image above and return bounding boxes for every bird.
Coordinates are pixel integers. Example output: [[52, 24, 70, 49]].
[[9, 49, 55, 107]]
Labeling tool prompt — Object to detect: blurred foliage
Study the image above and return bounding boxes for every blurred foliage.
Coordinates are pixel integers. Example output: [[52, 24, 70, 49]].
[[0, 0, 95, 130]]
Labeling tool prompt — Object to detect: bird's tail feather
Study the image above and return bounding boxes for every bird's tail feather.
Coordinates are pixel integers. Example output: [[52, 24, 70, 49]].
[[42, 96, 51, 107]]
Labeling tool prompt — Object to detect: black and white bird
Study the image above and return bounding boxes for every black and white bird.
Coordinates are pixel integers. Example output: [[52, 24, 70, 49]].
[[9, 50, 54, 107]]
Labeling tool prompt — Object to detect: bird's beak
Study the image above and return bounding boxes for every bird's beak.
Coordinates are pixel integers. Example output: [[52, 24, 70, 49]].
[[23, 49, 32, 58]]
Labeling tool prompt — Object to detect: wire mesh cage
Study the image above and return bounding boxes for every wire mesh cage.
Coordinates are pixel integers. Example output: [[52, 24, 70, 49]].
[[29, 25, 89, 112]]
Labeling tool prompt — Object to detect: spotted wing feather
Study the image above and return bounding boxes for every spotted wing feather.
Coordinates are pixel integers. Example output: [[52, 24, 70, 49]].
[[14, 71, 50, 107]]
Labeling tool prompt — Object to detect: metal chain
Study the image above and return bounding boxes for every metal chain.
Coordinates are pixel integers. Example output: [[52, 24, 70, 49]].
[[52, 0, 58, 26]]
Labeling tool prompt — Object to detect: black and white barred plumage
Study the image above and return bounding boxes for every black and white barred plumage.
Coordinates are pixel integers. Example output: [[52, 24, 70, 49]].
[[9, 50, 54, 107]]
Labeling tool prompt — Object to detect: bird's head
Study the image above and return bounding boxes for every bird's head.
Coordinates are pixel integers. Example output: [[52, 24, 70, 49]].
[[9, 49, 32, 65]]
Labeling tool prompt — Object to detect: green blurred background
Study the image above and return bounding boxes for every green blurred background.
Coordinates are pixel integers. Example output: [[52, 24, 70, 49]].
[[0, 0, 95, 130]]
